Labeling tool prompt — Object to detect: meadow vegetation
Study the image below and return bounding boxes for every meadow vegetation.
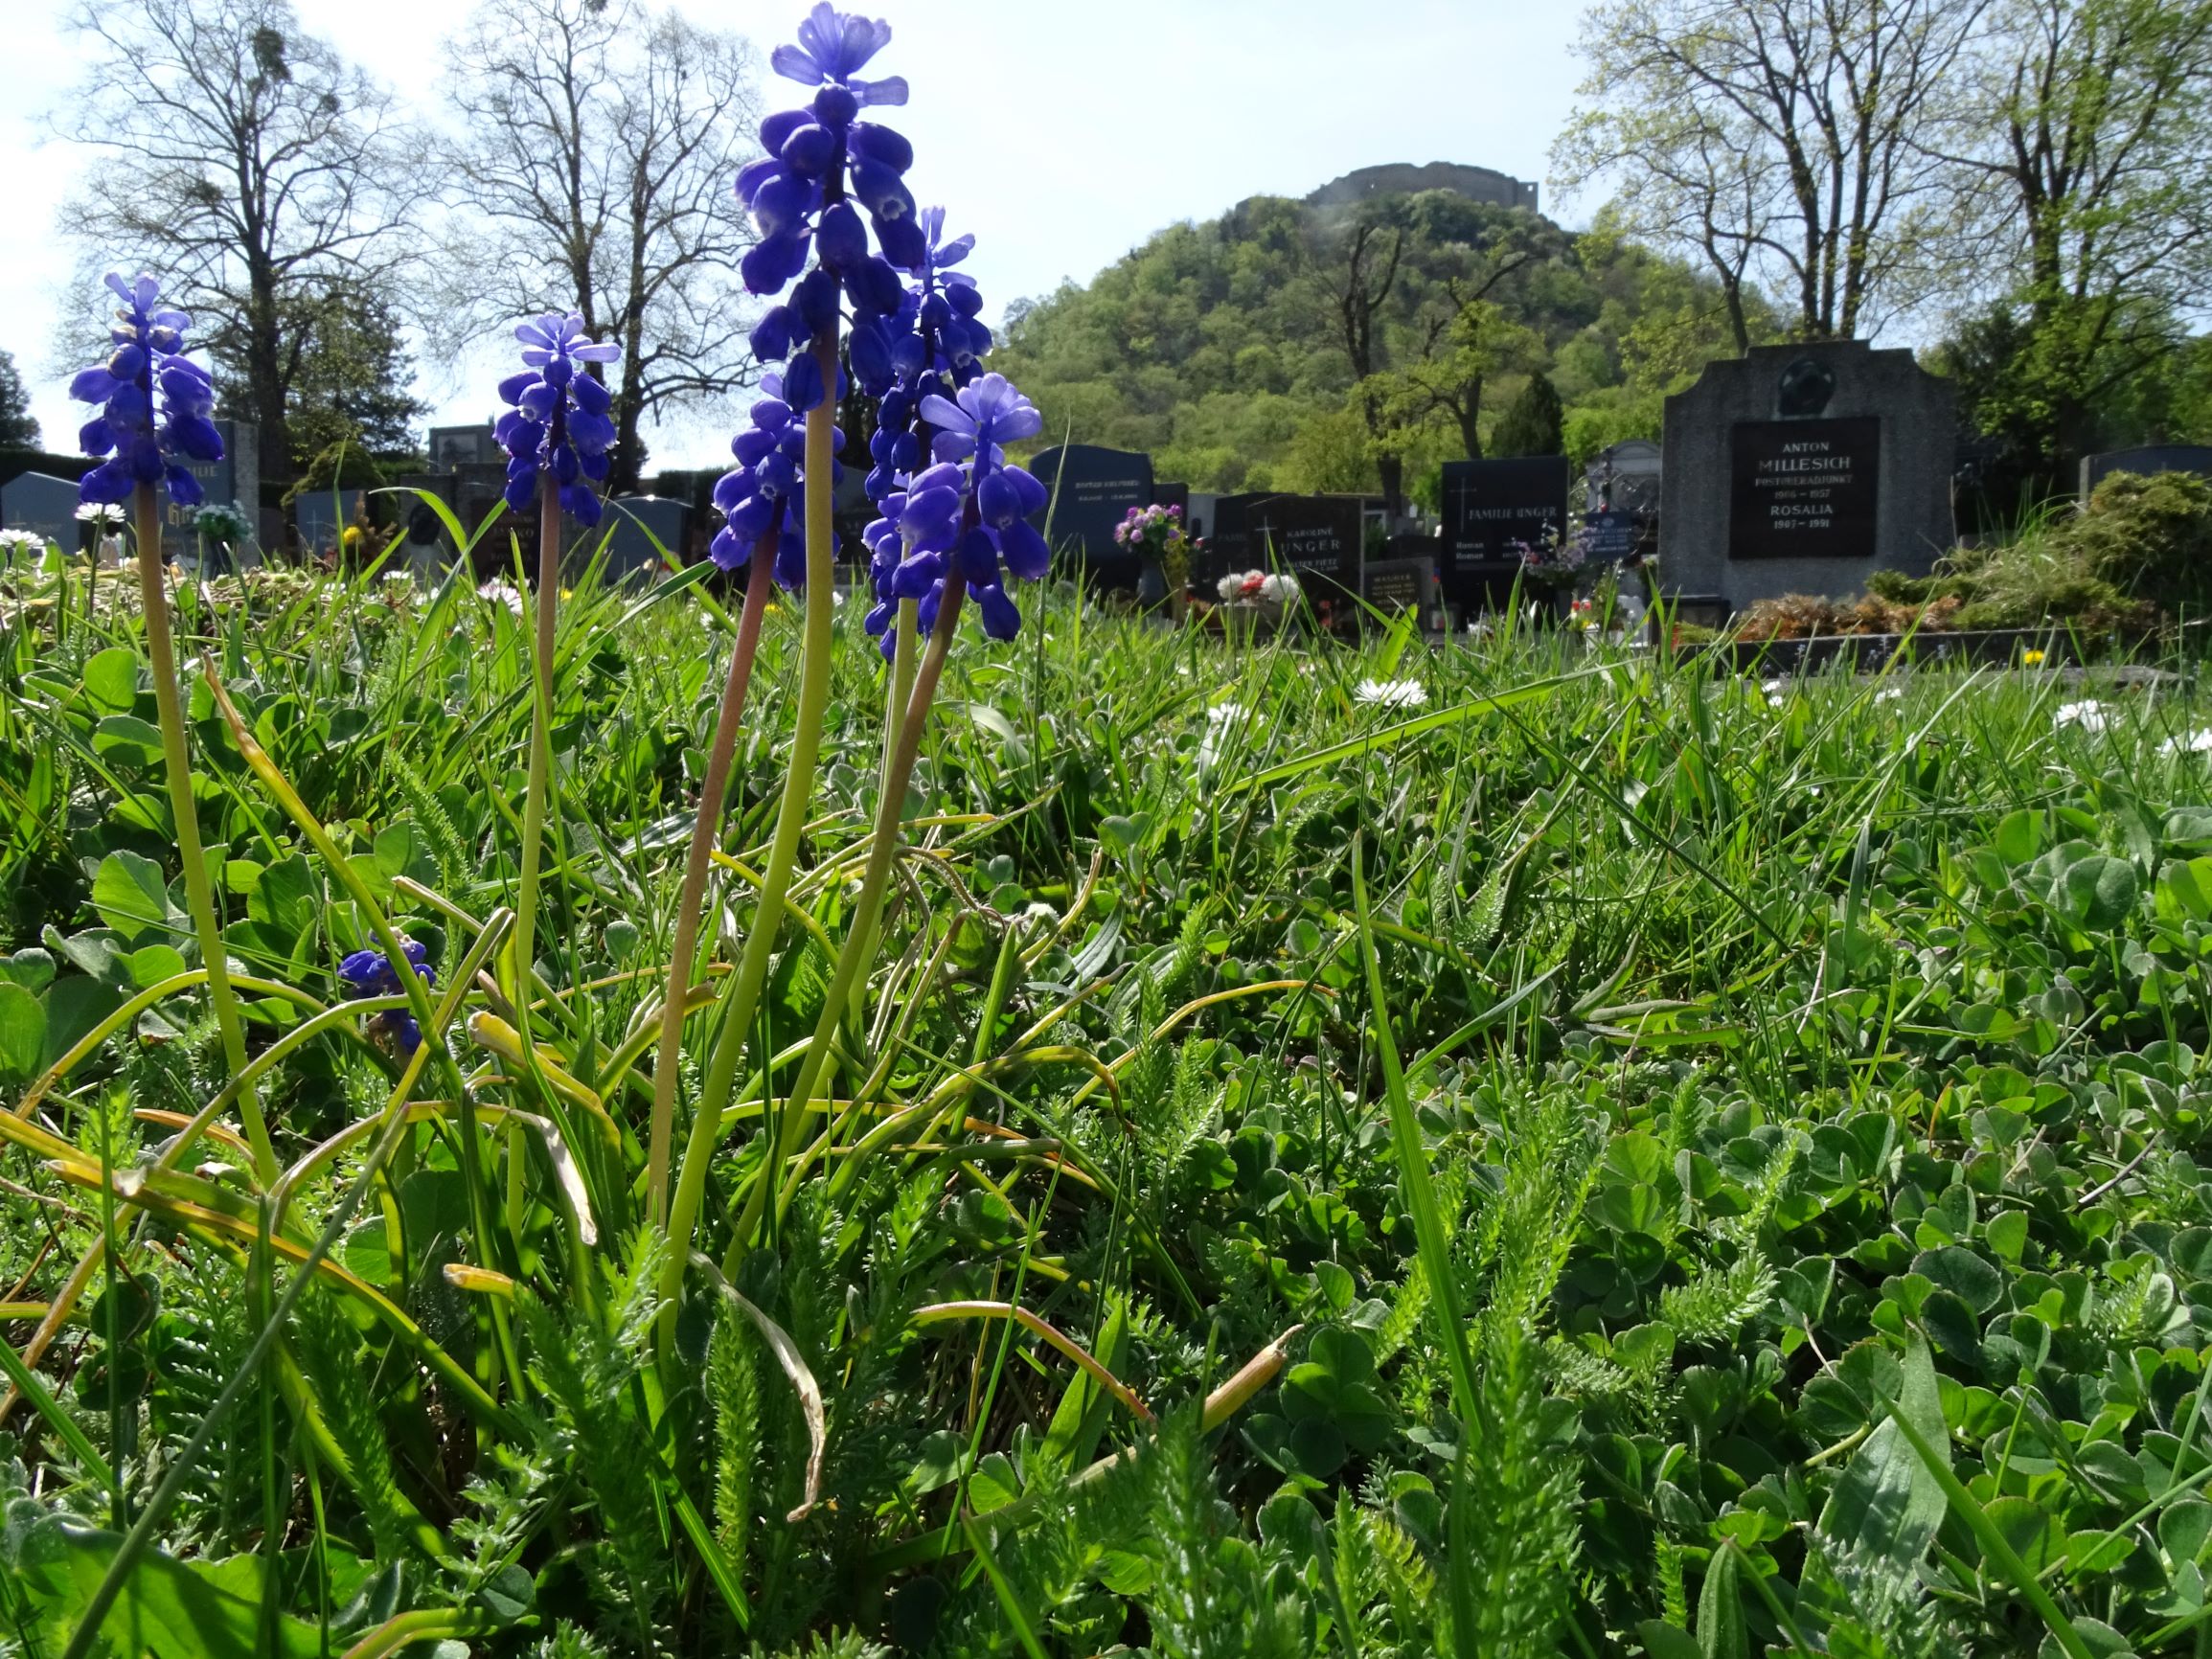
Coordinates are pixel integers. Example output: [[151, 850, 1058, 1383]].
[[6, 548, 2212, 1656]]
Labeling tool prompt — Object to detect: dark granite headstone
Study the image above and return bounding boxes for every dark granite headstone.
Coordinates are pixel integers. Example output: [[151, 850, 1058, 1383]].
[[600, 495, 688, 583], [1660, 340, 1953, 612], [0, 471, 81, 550], [1362, 556, 1441, 620], [1438, 457, 1570, 612], [1248, 494, 1362, 597], [1197, 491, 1278, 580], [2080, 445, 2212, 496], [293, 489, 356, 555], [164, 418, 255, 534], [1026, 444, 1154, 575], [1584, 509, 1638, 561]]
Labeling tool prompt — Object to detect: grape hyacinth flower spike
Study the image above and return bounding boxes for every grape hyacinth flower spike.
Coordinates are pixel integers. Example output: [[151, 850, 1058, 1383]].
[[495, 313, 621, 527], [70, 272, 222, 508], [65, 270, 268, 1178]]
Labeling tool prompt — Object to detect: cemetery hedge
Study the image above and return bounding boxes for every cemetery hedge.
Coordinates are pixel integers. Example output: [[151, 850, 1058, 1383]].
[[11, 550, 2212, 1655]]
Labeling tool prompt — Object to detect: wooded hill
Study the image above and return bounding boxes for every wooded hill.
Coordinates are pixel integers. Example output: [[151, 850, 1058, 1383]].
[[992, 183, 1774, 509]]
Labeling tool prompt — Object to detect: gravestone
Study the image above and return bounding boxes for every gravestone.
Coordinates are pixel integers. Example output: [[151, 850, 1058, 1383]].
[[1026, 444, 1154, 576], [601, 495, 688, 584], [0, 471, 82, 550], [165, 418, 257, 536], [393, 473, 456, 573], [293, 489, 362, 556], [1659, 340, 1953, 611], [2080, 445, 2212, 496], [1438, 456, 1571, 613], [1585, 438, 1661, 515], [429, 424, 503, 473], [1197, 491, 1279, 580], [1362, 556, 1442, 625], [1583, 509, 1638, 562], [1247, 494, 1363, 600]]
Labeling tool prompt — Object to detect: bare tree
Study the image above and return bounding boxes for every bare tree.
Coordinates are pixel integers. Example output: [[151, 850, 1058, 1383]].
[[1557, 101, 1777, 354], [58, 0, 418, 487], [1555, 0, 1985, 340], [435, 0, 761, 494]]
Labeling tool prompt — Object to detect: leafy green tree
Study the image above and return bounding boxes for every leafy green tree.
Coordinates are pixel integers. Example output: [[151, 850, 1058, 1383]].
[[216, 284, 426, 473], [0, 351, 38, 449], [1556, 0, 1978, 340], [1491, 373, 1565, 458], [1928, 0, 2212, 490]]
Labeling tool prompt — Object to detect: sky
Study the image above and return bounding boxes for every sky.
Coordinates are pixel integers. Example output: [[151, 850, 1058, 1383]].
[[3, 0, 1590, 470]]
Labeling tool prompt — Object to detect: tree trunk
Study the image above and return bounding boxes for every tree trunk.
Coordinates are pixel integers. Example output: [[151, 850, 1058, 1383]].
[[247, 267, 292, 491], [1378, 454, 1404, 520]]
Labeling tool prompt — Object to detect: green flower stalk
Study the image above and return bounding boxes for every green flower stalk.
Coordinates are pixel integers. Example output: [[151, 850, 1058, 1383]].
[[493, 313, 622, 1003], [730, 578, 968, 1265], [645, 542, 776, 1228], [70, 272, 267, 1180]]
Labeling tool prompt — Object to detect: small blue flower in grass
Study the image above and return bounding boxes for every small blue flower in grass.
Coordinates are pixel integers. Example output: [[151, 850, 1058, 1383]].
[[494, 313, 621, 527], [339, 941, 434, 1055], [70, 272, 222, 508]]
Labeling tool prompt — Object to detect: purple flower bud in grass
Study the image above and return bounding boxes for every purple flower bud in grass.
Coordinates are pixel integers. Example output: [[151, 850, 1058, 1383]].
[[496, 313, 621, 525], [71, 272, 221, 508], [337, 942, 434, 1054]]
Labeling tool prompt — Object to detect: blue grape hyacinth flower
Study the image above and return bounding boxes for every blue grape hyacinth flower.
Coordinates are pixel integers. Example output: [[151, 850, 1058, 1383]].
[[338, 941, 434, 1055], [710, 371, 840, 590], [735, 6, 920, 410], [494, 313, 622, 528], [70, 272, 223, 509]]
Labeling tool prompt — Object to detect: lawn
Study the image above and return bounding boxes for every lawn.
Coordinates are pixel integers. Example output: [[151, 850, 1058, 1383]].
[[5, 552, 2212, 1657]]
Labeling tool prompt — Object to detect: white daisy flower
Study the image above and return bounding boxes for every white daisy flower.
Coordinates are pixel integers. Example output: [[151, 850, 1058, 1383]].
[[478, 580, 527, 618], [2055, 700, 2108, 734], [2159, 729, 2212, 756], [1354, 678, 1427, 710]]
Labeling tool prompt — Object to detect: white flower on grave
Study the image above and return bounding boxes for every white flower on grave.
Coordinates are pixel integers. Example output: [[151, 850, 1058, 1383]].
[[1259, 573, 1301, 604], [75, 501, 125, 526], [1355, 678, 1427, 710], [0, 528, 45, 556], [478, 580, 527, 619], [2054, 700, 2108, 734], [2159, 729, 2212, 756]]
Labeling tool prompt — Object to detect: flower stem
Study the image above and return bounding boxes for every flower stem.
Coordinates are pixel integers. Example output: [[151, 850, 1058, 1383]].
[[728, 578, 968, 1270], [646, 545, 774, 1230], [513, 479, 562, 1002], [133, 485, 268, 1183], [660, 328, 842, 1313]]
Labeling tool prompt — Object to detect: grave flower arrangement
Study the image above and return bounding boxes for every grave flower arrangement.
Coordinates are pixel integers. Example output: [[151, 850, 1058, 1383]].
[[1114, 500, 1190, 593], [1215, 569, 1300, 607], [1515, 522, 1589, 590]]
